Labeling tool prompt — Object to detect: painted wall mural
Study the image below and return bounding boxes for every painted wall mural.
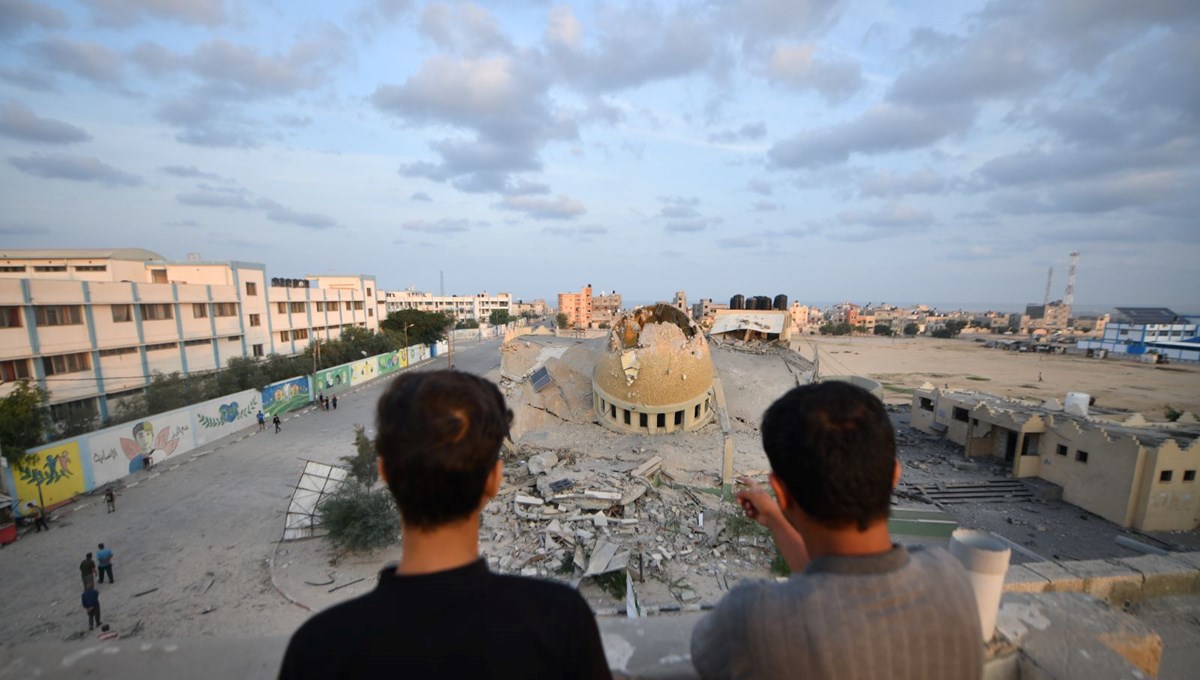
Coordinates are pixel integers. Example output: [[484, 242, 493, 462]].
[[262, 376, 311, 416], [11, 441, 86, 509], [192, 389, 260, 446], [88, 410, 194, 487], [350, 359, 376, 386], [314, 365, 351, 395], [377, 351, 401, 375]]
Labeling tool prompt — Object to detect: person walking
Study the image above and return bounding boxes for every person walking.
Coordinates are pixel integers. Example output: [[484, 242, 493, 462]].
[[318, 392, 324, 410], [273, 415, 282, 433], [82, 585, 102, 631], [96, 543, 114, 584], [332, 395, 338, 410], [27, 502, 49, 532], [104, 488, 116, 513], [257, 410, 266, 431], [80, 552, 97, 589]]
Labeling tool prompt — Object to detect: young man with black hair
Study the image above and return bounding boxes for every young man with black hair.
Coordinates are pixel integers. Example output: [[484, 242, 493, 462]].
[[280, 370, 610, 679], [691, 381, 982, 679]]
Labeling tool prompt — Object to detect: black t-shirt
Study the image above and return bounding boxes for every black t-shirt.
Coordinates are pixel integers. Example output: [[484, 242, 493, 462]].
[[279, 559, 611, 680]]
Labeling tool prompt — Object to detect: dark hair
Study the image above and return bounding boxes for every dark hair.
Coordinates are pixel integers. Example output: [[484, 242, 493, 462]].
[[375, 370, 512, 529], [98, 543, 104, 549], [86, 552, 92, 558], [761, 381, 896, 530]]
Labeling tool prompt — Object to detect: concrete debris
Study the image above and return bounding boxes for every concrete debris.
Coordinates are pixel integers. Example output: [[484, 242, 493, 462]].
[[528, 451, 559, 475], [632, 456, 663, 479]]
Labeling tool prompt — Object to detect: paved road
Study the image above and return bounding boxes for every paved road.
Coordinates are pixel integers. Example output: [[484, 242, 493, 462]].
[[0, 338, 502, 643]]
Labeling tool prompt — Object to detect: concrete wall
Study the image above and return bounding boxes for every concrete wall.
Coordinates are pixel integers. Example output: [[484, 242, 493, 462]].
[[1136, 438, 1200, 531]]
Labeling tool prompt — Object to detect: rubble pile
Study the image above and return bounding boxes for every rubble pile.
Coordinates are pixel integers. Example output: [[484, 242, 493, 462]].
[[479, 445, 781, 609]]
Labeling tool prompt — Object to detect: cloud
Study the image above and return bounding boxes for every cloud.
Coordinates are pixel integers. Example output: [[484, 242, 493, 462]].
[[9, 153, 141, 186], [496, 194, 586, 220], [419, 1, 512, 56], [746, 178, 773, 195], [717, 235, 761, 248], [0, 223, 53, 236], [28, 37, 123, 84], [722, 0, 845, 44], [261, 202, 337, 229], [858, 169, 944, 198], [664, 219, 714, 233], [504, 178, 551, 196], [276, 114, 312, 128], [176, 187, 256, 209], [0, 102, 91, 144], [753, 200, 781, 212], [766, 44, 862, 102], [164, 219, 199, 227], [708, 121, 767, 144], [0, 0, 68, 37], [159, 164, 221, 180], [156, 95, 263, 148], [543, 224, 607, 239], [833, 202, 934, 240], [0, 67, 57, 91], [79, 0, 227, 27], [659, 204, 700, 219], [176, 186, 337, 229], [410, 191, 432, 202], [402, 218, 472, 233]]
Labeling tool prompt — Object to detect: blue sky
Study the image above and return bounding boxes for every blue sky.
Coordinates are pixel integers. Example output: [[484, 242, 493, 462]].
[[1, 1, 1197, 309]]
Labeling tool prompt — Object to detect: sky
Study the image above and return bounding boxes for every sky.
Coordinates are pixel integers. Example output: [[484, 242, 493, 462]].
[[0, 1, 1197, 310]]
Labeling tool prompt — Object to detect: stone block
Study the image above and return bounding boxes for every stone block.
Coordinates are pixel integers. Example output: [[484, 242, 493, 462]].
[[1022, 561, 1084, 592], [998, 592, 1162, 680], [1003, 564, 1050, 593], [1118, 553, 1200, 601], [1165, 551, 1200, 571], [1061, 559, 1143, 605]]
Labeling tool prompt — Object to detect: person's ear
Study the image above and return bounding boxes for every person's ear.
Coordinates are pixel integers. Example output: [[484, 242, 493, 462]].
[[483, 460, 503, 500], [377, 457, 388, 485], [892, 459, 902, 488], [768, 473, 793, 512]]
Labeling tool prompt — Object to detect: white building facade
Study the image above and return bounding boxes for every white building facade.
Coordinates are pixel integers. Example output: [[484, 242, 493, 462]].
[[383, 289, 511, 322]]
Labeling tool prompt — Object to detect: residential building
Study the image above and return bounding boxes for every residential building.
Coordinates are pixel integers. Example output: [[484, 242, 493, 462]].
[[512, 299, 549, 318], [382, 290, 511, 323], [910, 386, 1200, 531], [692, 298, 730, 327], [787, 303, 822, 332], [557, 284, 593, 329], [592, 291, 622, 328], [1076, 307, 1200, 363], [672, 291, 687, 315], [0, 249, 378, 424]]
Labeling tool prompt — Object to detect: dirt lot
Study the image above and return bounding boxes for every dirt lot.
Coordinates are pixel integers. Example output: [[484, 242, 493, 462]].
[[796, 335, 1200, 417]]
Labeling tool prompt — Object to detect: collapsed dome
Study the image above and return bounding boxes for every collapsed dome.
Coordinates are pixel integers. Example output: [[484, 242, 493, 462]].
[[592, 303, 715, 434]]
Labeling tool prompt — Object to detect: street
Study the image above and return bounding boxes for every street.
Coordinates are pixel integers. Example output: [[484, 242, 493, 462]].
[[0, 338, 501, 643]]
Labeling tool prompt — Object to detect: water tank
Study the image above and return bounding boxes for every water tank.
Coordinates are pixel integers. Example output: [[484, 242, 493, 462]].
[[774, 294, 788, 311], [1064, 392, 1090, 417], [730, 294, 744, 310], [759, 296, 772, 310]]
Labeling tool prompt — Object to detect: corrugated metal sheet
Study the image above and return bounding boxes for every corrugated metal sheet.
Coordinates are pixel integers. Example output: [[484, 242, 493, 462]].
[[709, 312, 787, 335]]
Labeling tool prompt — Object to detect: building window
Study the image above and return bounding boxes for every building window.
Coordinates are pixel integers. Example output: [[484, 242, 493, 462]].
[[315, 301, 325, 312], [277, 302, 287, 314], [184, 338, 212, 347], [952, 407, 969, 422], [1056, 444, 1067, 456], [1075, 450, 1089, 463], [98, 346, 138, 357], [1, 359, 31, 381], [35, 305, 83, 326], [252, 343, 264, 357], [111, 304, 133, 323], [50, 398, 98, 423], [33, 265, 67, 272], [290, 302, 305, 314], [1159, 470, 1173, 482], [0, 306, 21, 328], [293, 328, 309, 341], [249, 313, 261, 327], [245, 281, 257, 296], [213, 302, 237, 317], [919, 397, 933, 412], [353, 301, 364, 311], [0, 266, 26, 272], [145, 342, 178, 352], [1185, 470, 1196, 482], [367, 287, 372, 297], [227, 335, 241, 342], [368, 308, 374, 317], [140, 304, 174, 321], [151, 269, 168, 283], [193, 303, 209, 318], [280, 330, 290, 342], [43, 352, 91, 375], [74, 265, 106, 272]]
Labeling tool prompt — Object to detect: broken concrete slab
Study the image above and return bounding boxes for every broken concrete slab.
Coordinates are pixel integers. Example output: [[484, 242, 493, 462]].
[[1022, 561, 1085, 592], [1117, 553, 1200, 601], [1003, 564, 1051, 593], [1060, 559, 1143, 604], [528, 451, 559, 475]]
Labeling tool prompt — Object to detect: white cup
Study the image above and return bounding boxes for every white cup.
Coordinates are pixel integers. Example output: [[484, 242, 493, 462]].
[[949, 529, 1012, 641]]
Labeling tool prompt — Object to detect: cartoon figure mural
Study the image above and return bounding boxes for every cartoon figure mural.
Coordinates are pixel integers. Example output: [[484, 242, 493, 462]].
[[350, 359, 376, 386], [122, 421, 181, 472], [314, 365, 352, 395], [89, 410, 194, 487], [192, 390, 260, 446], [378, 351, 401, 375], [11, 442, 86, 509], [262, 376, 312, 416]]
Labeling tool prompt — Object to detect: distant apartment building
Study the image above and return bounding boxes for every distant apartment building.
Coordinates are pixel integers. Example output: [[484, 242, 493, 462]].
[[1076, 307, 1200, 363], [693, 298, 730, 327], [0, 249, 379, 423], [911, 386, 1200, 531], [788, 303, 821, 332], [1021, 300, 1072, 333], [557, 284, 593, 329], [592, 291, 622, 328], [382, 290, 511, 323], [828, 302, 861, 326], [672, 291, 688, 315], [512, 299, 549, 318]]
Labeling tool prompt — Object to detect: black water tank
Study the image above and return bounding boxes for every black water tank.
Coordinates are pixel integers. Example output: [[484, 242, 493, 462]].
[[774, 294, 788, 311], [730, 294, 744, 310], [757, 296, 771, 310]]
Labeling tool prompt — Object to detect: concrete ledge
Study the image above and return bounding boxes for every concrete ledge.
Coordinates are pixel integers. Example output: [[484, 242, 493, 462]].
[[1004, 564, 1051, 593], [1062, 559, 1144, 604], [1118, 554, 1200, 601], [1168, 551, 1200, 571], [1022, 561, 1085, 592]]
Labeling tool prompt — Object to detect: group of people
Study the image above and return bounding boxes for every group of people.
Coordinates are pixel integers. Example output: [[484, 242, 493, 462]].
[[317, 392, 338, 411], [256, 410, 283, 434], [80, 542, 116, 637], [280, 371, 984, 679]]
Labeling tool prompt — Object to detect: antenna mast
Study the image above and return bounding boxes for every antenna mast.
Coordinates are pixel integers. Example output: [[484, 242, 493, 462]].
[[1043, 267, 1053, 307], [1064, 252, 1079, 307]]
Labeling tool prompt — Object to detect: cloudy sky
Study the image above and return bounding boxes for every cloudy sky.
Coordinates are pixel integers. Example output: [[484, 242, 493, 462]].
[[1, 1, 1197, 310]]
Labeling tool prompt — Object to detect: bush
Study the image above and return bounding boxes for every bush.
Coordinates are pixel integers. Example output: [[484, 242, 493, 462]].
[[339, 424, 379, 486], [319, 484, 400, 553]]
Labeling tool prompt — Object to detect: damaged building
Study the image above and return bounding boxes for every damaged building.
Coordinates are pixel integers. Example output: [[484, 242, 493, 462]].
[[708, 309, 793, 345], [910, 386, 1200, 531], [592, 304, 715, 435]]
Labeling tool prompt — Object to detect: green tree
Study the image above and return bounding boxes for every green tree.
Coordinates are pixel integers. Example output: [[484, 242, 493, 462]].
[[381, 310, 448, 345], [556, 312, 569, 329], [873, 324, 894, 336], [488, 309, 512, 326], [0, 381, 48, 464], [903, 322, 920, 336], [340, 424, 379, 487], [456, 318, 479, 329], [818, 322, 853, 336], [319, 485, 399, 553]]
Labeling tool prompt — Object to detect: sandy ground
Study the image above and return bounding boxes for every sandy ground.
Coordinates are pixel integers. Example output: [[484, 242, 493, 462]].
[[797, 335, 1200, 417]]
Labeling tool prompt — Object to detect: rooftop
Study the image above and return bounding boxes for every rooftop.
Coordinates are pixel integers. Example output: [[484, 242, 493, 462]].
[[0, 248, 165, 261]]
